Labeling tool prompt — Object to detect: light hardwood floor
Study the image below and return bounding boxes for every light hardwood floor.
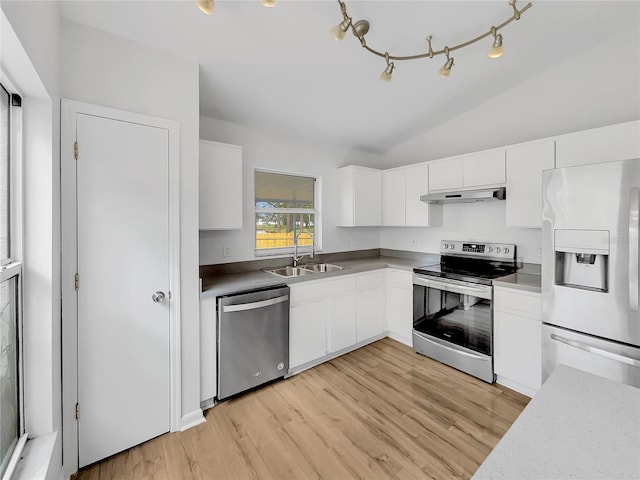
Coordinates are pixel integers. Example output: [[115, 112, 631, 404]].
[[76, 338, 529, 480]]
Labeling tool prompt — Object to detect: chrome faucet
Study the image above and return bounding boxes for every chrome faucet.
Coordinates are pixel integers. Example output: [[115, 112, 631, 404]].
[[293, 231, 314, 267]]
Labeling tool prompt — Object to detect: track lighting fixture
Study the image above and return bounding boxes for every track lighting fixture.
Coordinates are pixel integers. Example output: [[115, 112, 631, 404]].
[[196, 0, 214, 15], [196, 0, 275, 15], [439, 48, 454, 78], [379, 53, 395, 82], [488, 27, 504, 58], [332, 0, 532, 80]]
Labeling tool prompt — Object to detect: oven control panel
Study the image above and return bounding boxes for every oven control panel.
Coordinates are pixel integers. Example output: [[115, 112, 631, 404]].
[[440, 240, 516, 260]]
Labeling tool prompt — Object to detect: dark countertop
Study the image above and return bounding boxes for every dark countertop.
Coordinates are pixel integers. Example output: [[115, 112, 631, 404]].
[[200, 252, 438, 298], [200, 251, 541, 298], [493, 272, 541, 294]]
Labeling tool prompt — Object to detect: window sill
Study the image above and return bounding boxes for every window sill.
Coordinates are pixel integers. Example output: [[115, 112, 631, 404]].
[[11, 432, 58, 480]]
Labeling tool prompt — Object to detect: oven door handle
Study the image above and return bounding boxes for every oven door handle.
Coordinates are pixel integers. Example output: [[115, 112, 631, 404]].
[[413, 275, 492, 300], [414, 332, 488, 360]]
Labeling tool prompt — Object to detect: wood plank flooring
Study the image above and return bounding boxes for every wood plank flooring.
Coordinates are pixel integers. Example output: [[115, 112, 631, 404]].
[[76, 338, 529, 480]]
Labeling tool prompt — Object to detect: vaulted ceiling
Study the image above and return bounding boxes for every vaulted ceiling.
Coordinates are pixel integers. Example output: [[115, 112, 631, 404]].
[[59, 1, 640, 161]]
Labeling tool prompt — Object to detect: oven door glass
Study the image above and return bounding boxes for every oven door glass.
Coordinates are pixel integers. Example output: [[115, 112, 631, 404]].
[[413, 276, 493, 355]]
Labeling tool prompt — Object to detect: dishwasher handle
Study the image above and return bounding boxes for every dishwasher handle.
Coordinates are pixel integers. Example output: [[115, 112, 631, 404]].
[[222, 294, 289, 313]]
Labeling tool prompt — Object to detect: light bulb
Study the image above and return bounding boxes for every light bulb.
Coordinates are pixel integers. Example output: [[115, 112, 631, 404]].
[[331, 19, 351, 42], [380, 62, 394, 82], [196, 0, 214, 15], [439, 58, 454, 78], [261, 0, 276, 6], [488, 33, 503, 59]]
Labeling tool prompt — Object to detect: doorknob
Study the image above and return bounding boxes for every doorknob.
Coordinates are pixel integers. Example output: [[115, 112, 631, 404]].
[[152, 291, 166, 303]]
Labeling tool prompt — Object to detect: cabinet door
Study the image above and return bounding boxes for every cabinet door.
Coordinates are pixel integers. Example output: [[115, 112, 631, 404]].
[[387, 270, 413, 344], [328, 292, 357, 353], [506, 141, 555, 228], [356, 272, 386, 342], [199, 140, 243, 230], [405, 164, 438, 227], [555, 121, 640, 168], [383, 169, 406, 226], [338, 166, 382, 227], [428, 158, 463, 191], [494, 288, 542, 394], [354, 167, 382, 226], [462, 150, 506, 187], [494, 310, 542, 391], [289, 299, 327, 369]]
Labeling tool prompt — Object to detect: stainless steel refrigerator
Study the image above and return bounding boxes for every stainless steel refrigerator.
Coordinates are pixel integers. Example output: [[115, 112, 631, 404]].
[[542, 158, 640, 387]]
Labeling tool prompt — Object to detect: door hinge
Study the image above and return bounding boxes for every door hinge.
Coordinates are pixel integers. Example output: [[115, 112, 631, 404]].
[[74, 141, 78, 160], [75, 274, 79, 290], [75, 403, 80, 420]]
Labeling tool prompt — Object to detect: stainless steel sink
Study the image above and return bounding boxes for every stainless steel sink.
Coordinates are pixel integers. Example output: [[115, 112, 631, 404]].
[[300, 263, 346, 273], [265, 266, 314, 278]]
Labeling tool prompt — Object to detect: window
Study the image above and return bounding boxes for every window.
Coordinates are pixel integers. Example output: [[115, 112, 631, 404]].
[[0, 81, 25, 479], [255, 170, 318, 253]]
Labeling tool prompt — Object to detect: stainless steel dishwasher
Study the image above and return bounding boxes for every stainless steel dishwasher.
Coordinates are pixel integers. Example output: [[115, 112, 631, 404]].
[[217, 285, 290, 400]]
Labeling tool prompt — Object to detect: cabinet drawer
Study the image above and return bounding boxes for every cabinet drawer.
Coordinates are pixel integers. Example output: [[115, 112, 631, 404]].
[[495, 288, 541, 320], [290, 280, 331, 305]]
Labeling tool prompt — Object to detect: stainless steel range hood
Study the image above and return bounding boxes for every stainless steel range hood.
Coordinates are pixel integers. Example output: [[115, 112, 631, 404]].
[[420, 187, 506, 204]]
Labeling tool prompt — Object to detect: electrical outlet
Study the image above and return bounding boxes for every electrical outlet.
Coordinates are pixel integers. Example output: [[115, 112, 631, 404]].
[[223, 245, 231, 257], [350, 236, 358, 246], [411, 239, 417, 248]]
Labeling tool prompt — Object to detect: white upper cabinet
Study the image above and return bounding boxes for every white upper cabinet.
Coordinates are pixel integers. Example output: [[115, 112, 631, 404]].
[[428, 157, 463, 191], [338, 165, 382, 227], [506, 140, 556, 228], [382, 169, 406, 226], [383, 164, 441, 227], [199, 140, 243, 230], [555, 120, 640, 168], [405, 164, 441, 227], [428, 149, 505, 192], [462, 150, 506, 187]]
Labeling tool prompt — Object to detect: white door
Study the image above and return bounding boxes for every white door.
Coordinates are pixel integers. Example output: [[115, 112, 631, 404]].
[[76, 113, 170, 467]]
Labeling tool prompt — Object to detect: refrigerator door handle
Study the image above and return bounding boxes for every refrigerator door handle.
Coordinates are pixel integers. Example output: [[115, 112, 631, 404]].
[[629, 187, 639, 312], [550, 333, 640, 367]]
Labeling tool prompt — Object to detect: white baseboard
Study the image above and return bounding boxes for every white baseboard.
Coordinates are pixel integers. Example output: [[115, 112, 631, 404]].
[[496, 375, 538, 398], [386, 332, 412, 347], [180, 409, 206, 431]]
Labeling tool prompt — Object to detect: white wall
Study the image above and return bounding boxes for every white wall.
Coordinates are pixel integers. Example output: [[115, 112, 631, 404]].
[[1, 2, 62, 474], [199, 116, 381, 265], [59, 15, 201, 441], [380, 202, 541, 264]]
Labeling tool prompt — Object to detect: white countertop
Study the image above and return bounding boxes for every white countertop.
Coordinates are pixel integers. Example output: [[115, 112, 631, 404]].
[[473, 365, 640, 479]]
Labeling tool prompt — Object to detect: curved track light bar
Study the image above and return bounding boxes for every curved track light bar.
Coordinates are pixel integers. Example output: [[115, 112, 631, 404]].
[[333, 0, 532, 78]]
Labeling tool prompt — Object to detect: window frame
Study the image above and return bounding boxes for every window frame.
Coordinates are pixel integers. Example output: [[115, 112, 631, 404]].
[[254, 168, 322, 257], [0, 76, 27, 480]]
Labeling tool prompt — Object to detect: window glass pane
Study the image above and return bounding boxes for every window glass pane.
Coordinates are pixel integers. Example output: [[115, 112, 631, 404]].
[[255, 171, 314, 209], [0, 276, 19, 477], [0, 84, 9, 262], [256, 213, 314, 250]]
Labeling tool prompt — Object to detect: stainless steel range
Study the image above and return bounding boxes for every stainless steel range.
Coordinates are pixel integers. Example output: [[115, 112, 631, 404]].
[[412, 240, 517, 383]]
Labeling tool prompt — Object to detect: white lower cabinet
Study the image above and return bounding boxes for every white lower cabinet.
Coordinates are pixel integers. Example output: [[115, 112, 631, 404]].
[[494, 287, 542, 397], [288, 270, 387, 373], [328, 277, 357, 353], [289, 280, 330, 370], [386, 269, 413, 345], [356, 271, 387, 342]]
